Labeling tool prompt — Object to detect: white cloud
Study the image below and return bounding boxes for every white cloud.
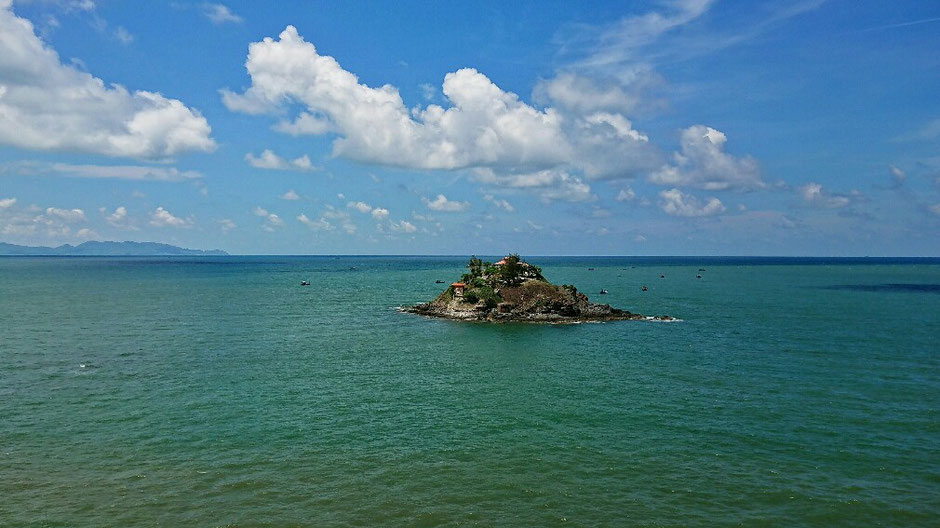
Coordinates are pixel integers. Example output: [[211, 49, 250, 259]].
[[419, 83, 436, 101], [483, 194, 514, 212], [650, 126, 762, 190], [371, 207, 389, 220], [390, 219, 417, 233], [534, 73, 641, 114], [473, 168, 595, 203], [658, 188, 725, 217], [245, 149, 317, 171], [0, 3, 215, 158], [45, 207, 85, 222], [347, 201, 372, 214], [202, 3, 242, 24], [102, 205, 136, 230], [616, 187, 636, 202], [929, 203, 940, 216], [895, 118, 940, 142], [149, 206, 189, 227], [114, 26, 133, 45], [798, 182, 861, 209], [424, 194, 470, 212], [280, 189, 300, 200], [36, 163, 202, 181], [0, 200, 102, 239], [74, 227, 97, 239], [322, 205, 357, 233], [297, 213, 333, 231], [889, 165, 906, 187], [221, 26, 657, 182], [219, 218, 236, 233], [253, 205, 283, 230]]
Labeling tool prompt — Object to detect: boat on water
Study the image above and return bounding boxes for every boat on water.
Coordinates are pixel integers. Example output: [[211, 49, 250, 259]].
[[599, 289, 608, 295], [300, 281, 310, 286]]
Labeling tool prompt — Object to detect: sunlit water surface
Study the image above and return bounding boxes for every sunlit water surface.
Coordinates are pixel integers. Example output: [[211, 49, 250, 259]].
[[1, 256, 938, 526]]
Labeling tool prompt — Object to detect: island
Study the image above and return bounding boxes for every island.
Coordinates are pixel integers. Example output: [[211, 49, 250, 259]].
[[0, 241, 228, 256], [402, 254, 675, 323]]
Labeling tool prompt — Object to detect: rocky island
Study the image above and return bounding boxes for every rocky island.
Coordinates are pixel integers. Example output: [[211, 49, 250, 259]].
[[403, 255, 675, 323]]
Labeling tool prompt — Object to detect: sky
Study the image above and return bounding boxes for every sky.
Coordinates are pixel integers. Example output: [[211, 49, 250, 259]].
[[0, 0, 938, 256]]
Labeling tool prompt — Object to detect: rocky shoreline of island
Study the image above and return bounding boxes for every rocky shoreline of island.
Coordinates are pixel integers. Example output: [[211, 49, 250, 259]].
[[401, 255, 676, 323]]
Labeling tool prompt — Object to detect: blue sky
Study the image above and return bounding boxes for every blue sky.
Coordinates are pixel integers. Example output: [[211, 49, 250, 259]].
[[0, 0, 938, 255]]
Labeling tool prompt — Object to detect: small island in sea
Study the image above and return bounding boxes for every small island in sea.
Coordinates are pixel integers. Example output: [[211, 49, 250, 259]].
[[403, 254, 675, 323]]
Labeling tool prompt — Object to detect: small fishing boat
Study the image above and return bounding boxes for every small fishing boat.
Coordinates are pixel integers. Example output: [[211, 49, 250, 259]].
[[599, 289, 608, 295], [435, 280, 445, 284], [300, 281, 310, 286], [641, 285, 648, 291]]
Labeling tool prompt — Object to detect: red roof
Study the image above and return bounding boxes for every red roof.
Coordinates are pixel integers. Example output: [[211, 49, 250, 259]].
[[451, 282, 466, 288]]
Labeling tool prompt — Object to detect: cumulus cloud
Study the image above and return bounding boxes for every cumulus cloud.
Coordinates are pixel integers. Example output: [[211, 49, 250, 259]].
[[280, 189, 300, 200], [473, 168, 595, 203], [297, 213, 333, 231], [45, 207, 85, 222], [370, 207, 389, 220], [221, 26, 659, 192], [245, 149, 317, 171], [658, 188, 725, 217], [253, 206, 283, 231], [74, 227, 97, 239], [202, 3, 242, 24], [219, 218, 236, 233], [798, 182, 863, 209], [322, 205, 356, 233], [150, 206, 189, 227], [930, 203, 940, 216], [390, 219, 417, 233], [616, 187, 636, 202], [533, 73, 641, 114], [102, 205, 136, 229], [0, 3, 215, 158], [424, 194, 470, 212], [650, 126, 762, 190], [347, 201, 372, 214], [0, 198, 96, 239], [483, 194, 514, 212]]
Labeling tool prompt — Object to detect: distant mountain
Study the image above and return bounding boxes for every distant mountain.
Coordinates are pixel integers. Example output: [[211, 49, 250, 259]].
[[0, 241, 228, 256]]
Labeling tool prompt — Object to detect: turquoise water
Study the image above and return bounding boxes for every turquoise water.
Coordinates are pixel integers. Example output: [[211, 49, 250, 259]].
[[1, 256, 938, 526]]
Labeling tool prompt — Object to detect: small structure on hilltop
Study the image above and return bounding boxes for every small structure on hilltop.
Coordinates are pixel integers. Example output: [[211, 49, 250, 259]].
[[451, 282, 466, 298]]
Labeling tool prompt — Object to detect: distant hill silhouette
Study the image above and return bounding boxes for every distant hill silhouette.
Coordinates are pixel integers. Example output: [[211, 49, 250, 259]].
[[0, 241, 228, 256]]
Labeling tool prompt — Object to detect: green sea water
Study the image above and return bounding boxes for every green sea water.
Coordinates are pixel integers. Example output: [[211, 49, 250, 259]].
[[1, 256, 938, 527]]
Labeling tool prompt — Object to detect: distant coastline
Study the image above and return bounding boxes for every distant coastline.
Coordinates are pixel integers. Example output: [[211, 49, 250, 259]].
[[0, 241, 228, 256]]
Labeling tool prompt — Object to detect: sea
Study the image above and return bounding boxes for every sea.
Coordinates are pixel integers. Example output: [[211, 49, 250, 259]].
[[1, 256, 938, 527]]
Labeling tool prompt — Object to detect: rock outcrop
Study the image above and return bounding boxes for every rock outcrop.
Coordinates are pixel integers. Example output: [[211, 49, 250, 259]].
[[402, 255, 675, 323]]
